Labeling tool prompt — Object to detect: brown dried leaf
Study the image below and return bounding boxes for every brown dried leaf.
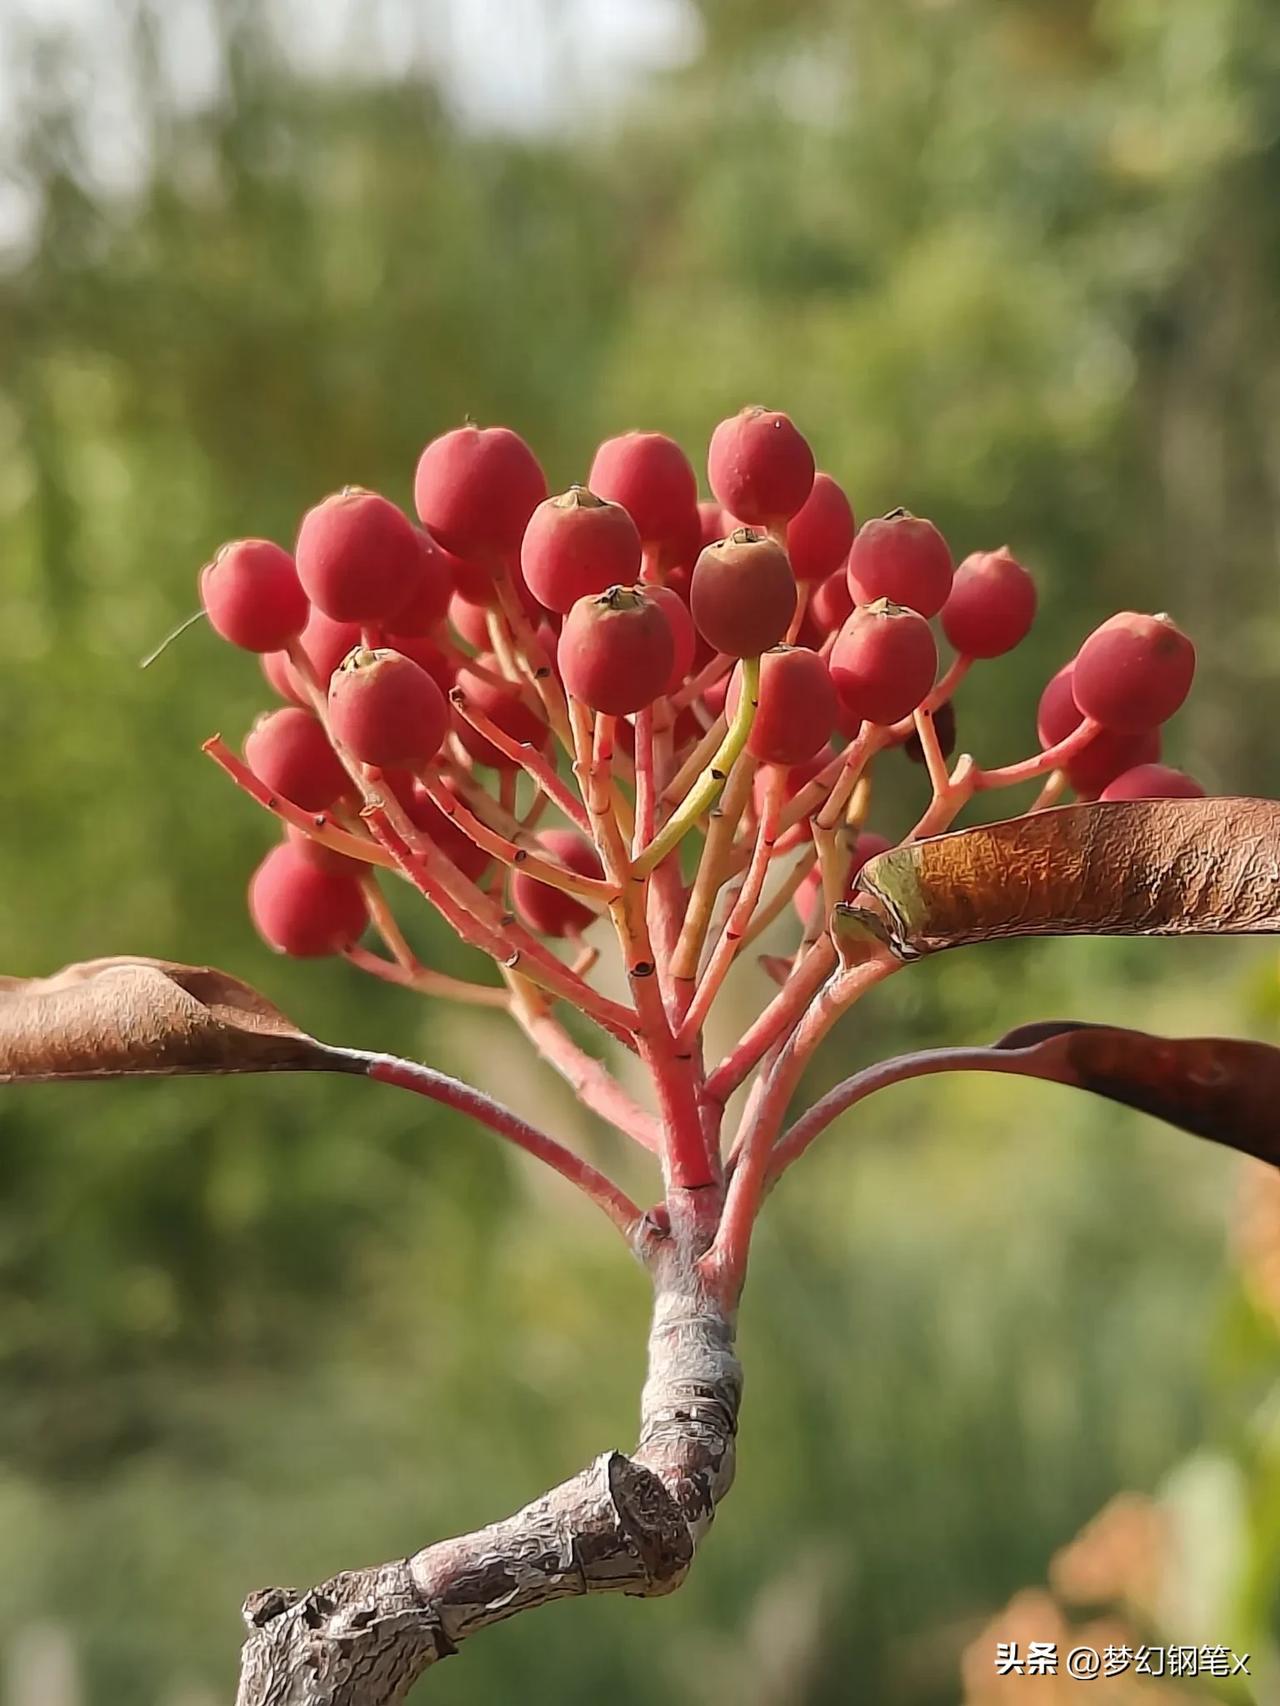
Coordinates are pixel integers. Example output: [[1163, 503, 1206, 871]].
[[0, 957, 359, 1082], [991, 1021, 1280, 1165], [855, 797, 1280, 958]]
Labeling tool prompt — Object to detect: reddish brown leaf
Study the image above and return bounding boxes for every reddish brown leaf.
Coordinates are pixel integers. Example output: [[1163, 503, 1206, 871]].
[[854, 797, 1280, 958], [0, 957, 360, 1082]]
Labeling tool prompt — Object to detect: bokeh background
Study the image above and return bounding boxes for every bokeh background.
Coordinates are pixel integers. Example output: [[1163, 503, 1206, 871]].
[[2, 1, 1279, 1701]]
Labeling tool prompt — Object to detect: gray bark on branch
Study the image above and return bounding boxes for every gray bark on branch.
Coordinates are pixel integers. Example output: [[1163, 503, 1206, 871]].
[[235, 1241, 742, 1706]]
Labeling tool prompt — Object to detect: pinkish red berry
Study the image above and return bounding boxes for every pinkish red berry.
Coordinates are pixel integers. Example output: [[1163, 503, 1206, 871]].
[[809, 568, 854, 636], [941, 546, 1037, 658], [754, 750, 831, 820], [729, 646, 837, 767], [785, 473, 855, 583], [698, 499, 732, 551], [413, 424, 547, 563], [558, 587, 675, 715], [449, 592, 495, 652], [397, 778, 490, 881], [385, 530, 459, 636], [249, 842, 368, 958], [588, 432, 698, 551], [1071, 612, 1196, 731], [261, 649, 306, 706], [284, 823, 363, 877], [647, 584, 696, 692], [296, 607, 362, 687], [708, 407, 815, 527], [1036, 662, 1162, 797], [690, 528, 797, 658], [327, 648, 449, 772], [847, 509, 953, 617], [452, 659, 549, 770], [200, 539, 308, 652], [295, 488, 425, 623], [1099, 764, 1205, 802], [382, 631, 455, 695], [512, 829, 603, 938], [244, 707, 349, 811], [521, 487, 642, 614], [829, 600, 937, 727]]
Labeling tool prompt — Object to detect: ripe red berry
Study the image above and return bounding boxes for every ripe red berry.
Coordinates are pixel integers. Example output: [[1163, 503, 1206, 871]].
[[708, 407, 815, 527], [244, 707, 349, 811], [261, 649, 306, 705], [794, 832, 894, 924], [452, 659, 549, 770], [249, 842, 368, 958], [449, 592, 494, 652], [729, 645, 837, 767], [512, 829, 603, 938], [754, 749, 831, 820], [558, 587, 675, 715], [296, 607, 362, 687], [829, 600, 938, 727], [690, 529, 797, 658], [382, 631, 455, 694], [327, 648, 449, 772], [647, 584, 696, 692], [1036, 662, 1162, 797], [785, 473, 855, 582], [200, 538, 308, 652], [1099, 764, 1205, 802], [588, 432, 698, 550], [847, 509, 953, 618], [396, 777, 490, 881], [413, 424, 547, 563], [698, 499, 732, 551], [809, 568, 854, 636], [1071, 612, 1196, 731], [941, 546, 1037, 658], [521, 487, 642, 614], [384, 529, 459, 636], [295, 488, 425, 623], [284, 823, 363, 876]]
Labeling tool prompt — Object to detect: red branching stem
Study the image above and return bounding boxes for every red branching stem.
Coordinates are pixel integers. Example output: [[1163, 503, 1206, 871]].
[[906, 753, 979, 841], [343, 943, 509, 1007], [703, 939, 837, 1105], [495, 566, 573, 749], [358, 871, 418, 971], [366, 1054, 641, 1236], [973, 716, 1104, 790], [202, 738, 395, 869], [911, 705, 953, 801], [418, 776, 615, 903], [448, 698, 590, 831], [509, 985, 662, 1153], [669, 653, 732, 714]]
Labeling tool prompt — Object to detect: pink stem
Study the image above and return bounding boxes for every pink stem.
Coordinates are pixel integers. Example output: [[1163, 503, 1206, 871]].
[[973, 717, 1103, 790], [703, 940, 837, 1105], [202, 738, 395, 868], [633, 708, 656, 855], [449, 698, 590, 831], [512, 999, 662, 1153]]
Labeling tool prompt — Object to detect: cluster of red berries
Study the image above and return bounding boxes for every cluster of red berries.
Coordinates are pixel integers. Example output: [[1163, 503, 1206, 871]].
[[199, 406, 1203, 966]]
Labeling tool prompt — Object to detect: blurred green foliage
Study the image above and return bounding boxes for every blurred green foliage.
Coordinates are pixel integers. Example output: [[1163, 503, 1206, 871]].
[[0, 1, 1278, 1701]]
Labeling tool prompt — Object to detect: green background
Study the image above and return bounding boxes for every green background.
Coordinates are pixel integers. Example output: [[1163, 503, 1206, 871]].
[[1, 1, 1278, 1700]]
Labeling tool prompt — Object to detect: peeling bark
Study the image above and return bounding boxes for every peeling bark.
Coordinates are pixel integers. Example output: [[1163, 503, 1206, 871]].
[[235, 1223, 742, 1706]]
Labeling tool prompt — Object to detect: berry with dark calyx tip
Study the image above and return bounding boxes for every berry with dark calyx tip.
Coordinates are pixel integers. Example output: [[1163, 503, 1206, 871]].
[[941, 546, 1037, 658], [261, 649, 305, 706], [793, 832, 895, 924], [904, 699, 957, 764], [690, 528, 797, 658], [244, 707, 349, 811], [1037, 662, 1163, 797], [847, 509, 954, 617], [1071, 611, 1196, 731], [558, 586, 675, 716], [297, 607, 362, 687], [1099, 764, 1205, 802], [413, 424, 547, 562], [512, 829, 603, 938], [295, 488, 425, 623], [829, 599, 938, 727], [201, 539, 308, 652], [647, 584, 696, 692], [708, 406, 815, 527], [284, 822, 363, 876], [786, 473, 855, 583], [385, 529, 460, 636], [588, 432, 698, 551], [452, 658, 549, 770], [383, 631, 455, 694], [728, 645, 837, 767], [521, 487, 642, 614], [809, 568, 854, 636], [327, 647, 449, 772], [249, 842, 368, 958], [394, 776, 491, 881]]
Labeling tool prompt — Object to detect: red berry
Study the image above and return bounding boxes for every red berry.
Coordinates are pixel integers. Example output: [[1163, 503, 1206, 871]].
[[327, 647, 449, 772], [708, 407, 815, 527], [249, 842, 368, 958], [1036, 663, 1162, 797], [690, 528, 797, 658], [413, 424, 547, 563], [729, 646, 837, 767], [1099, 764, 1205, 802], [297, 607, 362, 687], [261, 649, 305, 706], [1071, 612, 1196, 731], [941, 546, 1037, 658], [200, 539, 308, 652], [755, 749, 831, 819], [382, 631, 455, 694], [521, 487, 642, 614], [512, 829, 603, 938], [785, 473, 855, 582], [452, 659, 549, 770], [794, 832, 894, 924], [809, 568, 854, 636], [284, 823, 363, 876], [847, 509, 953, 617], [558, 587, 675, 715], [829, 600, 938, 727], [295, 488, 425, 623], [244, 707, 349, 811], [449, 592, 495, 651], [385, 530, 459, 636], [397, 778, 490, 881], [588, 432, 698, 551], [647, 583, 696, 692], [698, 499, 732, 550]]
